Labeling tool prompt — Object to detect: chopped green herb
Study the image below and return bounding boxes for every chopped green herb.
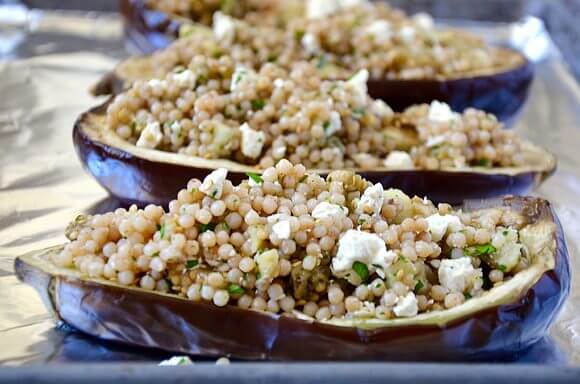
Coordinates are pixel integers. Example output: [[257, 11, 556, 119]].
[[399, 255, 408, 262], [197, 74, 208, 84], [357, 217, 366, 225], [158, 224, 166, 239], [294, 30, 305, 42], [414, 280, 425, 293], [352, 261, 369, 282], [464, 243, 496, 257], [190, 187, 198, 195], [215, 222, 230, 232], [498, 264, 507, 272], [211, 190, 218, 198], [299, 175, 308, 183], [327, 137, 345, 151], [267, 54, 278, 62], [464, 292, 472, 300], [375, 282, 382, 288], [129, 120, 137, 133], [352, 107, 365, 119], [316, 55, 328, 69], [246, 172, 263, 184], [173, 66, 185, 73], [371, 263, 382, 270], [228, 284, 245, 295], [256, 271, 263, 280], [211, 48, 223, 58], [322, 120, 331, 131], [475, 158, 491, 167], [503, 230, 509, 236], [152, 251, 160, 257], [185, 260, 199, 269], [251, 99, 266, 111], [199, 223, 216, 233]]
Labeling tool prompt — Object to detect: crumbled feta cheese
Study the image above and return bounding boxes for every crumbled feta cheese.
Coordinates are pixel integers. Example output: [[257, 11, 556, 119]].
[[346, 69, 369, 105], [491, 227, 523, 272], [312, 202, 348, 219], [230, 66, 255, 92], [428, 101, 459, 123], [364, 20, 392, 43], [213, 11, 236, 44], [171, 69, 196, 87], [147, 78, 168, 90], [352, 301, 376, 318], [301, 33, 320, 54], [332, 230, 396, 283], [425, 213, 463, 242], [398, 25, 416, 43], [159, 356, 193, 366], [393, 292, 418, 317], [273, 78, 285, 88], [358, 183, 384, 216], [240, 123, 265, 159], [272, 220, 291, 240], [370, 99, 394, 118], [383, 151, 414, 169], [254, 249, 279, 280], [324, 111, 342, 136], [338, 0, 369, 8], [438, 257, 482, 293], [199, 168, 228, 199], [136, 121, 163, 148], [426, 135, 447, 148], [412, 12, 434, 30], [307, 0, 340, 19]]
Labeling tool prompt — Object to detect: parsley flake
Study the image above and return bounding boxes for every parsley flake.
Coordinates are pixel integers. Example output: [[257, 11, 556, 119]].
[[414, 280, 425, 293], [464, 243, 496, 257], [185, 260, 199, 269], [251, 99, 266, 111], [199, 223, 216, 233], [246, 172, 263, 184], [228, 284, 245, 295], [352, 261, 369, 282]]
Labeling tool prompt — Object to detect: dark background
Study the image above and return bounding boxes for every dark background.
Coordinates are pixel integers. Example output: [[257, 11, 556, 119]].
[[18, 0, 580, 80]]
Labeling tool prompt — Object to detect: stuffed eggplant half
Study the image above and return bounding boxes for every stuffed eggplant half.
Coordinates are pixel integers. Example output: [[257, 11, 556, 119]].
[[80, 59, 553, 206], [111, 0, 532, 121], [15, 161, 570, 360]]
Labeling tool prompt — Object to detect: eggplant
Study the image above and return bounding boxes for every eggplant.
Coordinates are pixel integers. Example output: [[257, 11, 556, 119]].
[[14, 196, 570, 361], [113, 0, 533, 122], [73, 100, 556, 206]]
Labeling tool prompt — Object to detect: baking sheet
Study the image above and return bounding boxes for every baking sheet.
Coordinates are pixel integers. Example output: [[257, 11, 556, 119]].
[[0, 11, 580, 366]]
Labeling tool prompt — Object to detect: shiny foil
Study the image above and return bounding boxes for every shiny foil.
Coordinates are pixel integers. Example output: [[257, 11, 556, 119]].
[[0, 12, 579, 365]]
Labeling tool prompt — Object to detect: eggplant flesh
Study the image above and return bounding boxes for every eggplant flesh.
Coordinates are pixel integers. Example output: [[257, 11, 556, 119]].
[[14, 196, 570, 361], [73, 101, 556, 206]]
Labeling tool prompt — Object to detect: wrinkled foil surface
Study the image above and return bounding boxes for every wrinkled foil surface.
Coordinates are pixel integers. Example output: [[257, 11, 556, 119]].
[[0, 12, 579, 365]]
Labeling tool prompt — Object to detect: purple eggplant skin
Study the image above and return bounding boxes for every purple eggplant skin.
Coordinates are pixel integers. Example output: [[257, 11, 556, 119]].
[[73, 101, 555, 207], [120, 0, 180, 54], [367, 57, 534, 124], [14, 197, 570, 361]]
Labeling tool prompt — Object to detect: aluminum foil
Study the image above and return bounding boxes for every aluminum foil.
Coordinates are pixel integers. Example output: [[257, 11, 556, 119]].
[[0, 11, 579, 365]]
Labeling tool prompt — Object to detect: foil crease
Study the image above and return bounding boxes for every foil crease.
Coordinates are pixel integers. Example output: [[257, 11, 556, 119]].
[[0, 12, 579, 365]]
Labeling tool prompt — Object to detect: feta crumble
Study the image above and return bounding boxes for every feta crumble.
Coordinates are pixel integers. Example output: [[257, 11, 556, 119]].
[[171, 69, 196, 87], [438, 257, 483, 293], [230, 66, 255, 92], [364, 20, 392, 42], [425, 213, 463, 242], [312, 202, 348, 219], [346, 69, 369, 105], [383, 151, 414, 169], [136, 121, 163, 148], [370, 99, 394, 118], [332, 230, 396, 284], [491, 227, 523, 272], [393, 292, 419, 317], [428, 101, 459, 123], [412, 12, 435, 30], [398, 25, 416, 43], [324, 111, 342, 136], [301, 33, 321, 54], [199, 168, 228, 199], [272, 220, 291, 240], [213, 11, 236, 44], [357, 183, 384, 216], [240, 123, 265, 159]]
